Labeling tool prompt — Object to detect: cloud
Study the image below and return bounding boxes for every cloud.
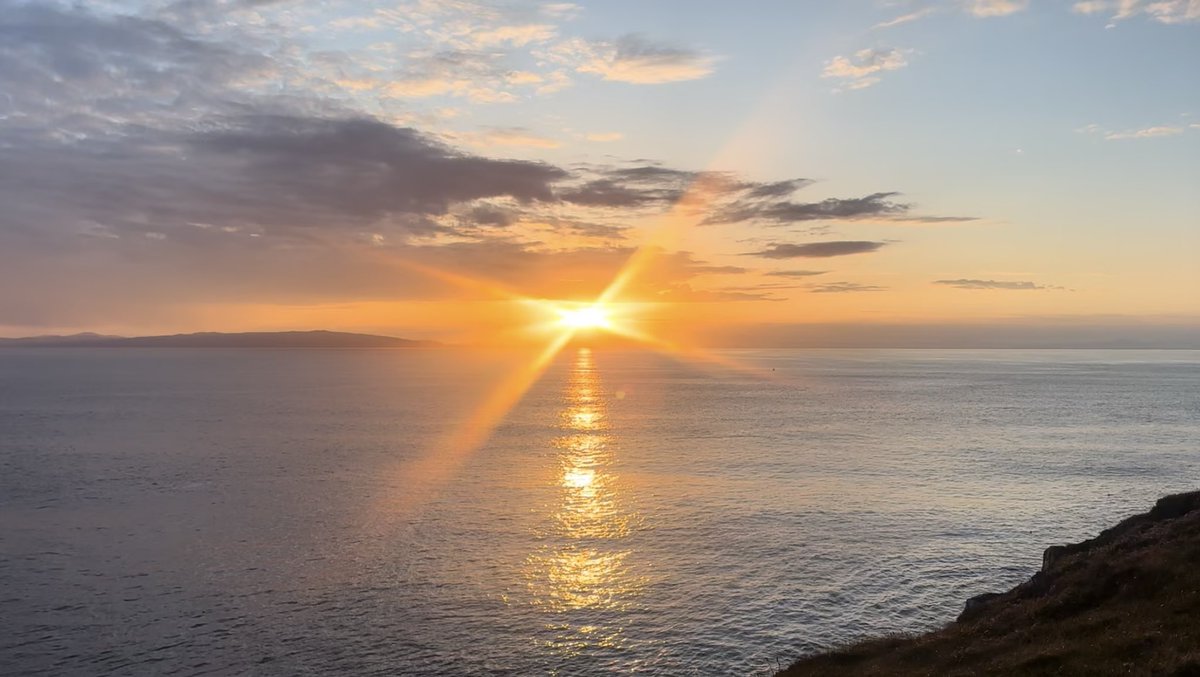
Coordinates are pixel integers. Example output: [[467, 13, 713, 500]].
[[933, 279, 1060, 290], [965, 0, 1031, 17], [1071, 0, 1200, 23], [558, 34, 718, 84], [821, 47, 911, 90], [0, 0, 279, 132], [192, 116, 565, 212], [748, 242, 889, 259], [873, 7, 938, 29], [1079, 122, 1192, 140], [464, 205, 515, 227], [467, 23, 557, 48], [556, 163, 700, 207], [1104, 125, 1185, 140], [0, 115, 568, 250], [809, 282, 888, 293], [1072, 0, 1112, 13], [505, 70, 545, 85], [766, 270, 829, 278], [454, 126, 561, 148], [710, 191, 910, 225], [382, 49, 520, 102], [563, 171, 970, 226], [556, 179, 681, 207], [555, 167, 918, 226], [742, 179, 816, 198], [541, 3, 582, 19]]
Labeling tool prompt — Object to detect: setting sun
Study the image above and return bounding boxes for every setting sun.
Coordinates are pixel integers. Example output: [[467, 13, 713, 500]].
[[557, 305, 613, 331]]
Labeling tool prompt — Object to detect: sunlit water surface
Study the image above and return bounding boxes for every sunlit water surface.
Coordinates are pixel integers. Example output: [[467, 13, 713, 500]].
[[2, 348, 1199, 675]]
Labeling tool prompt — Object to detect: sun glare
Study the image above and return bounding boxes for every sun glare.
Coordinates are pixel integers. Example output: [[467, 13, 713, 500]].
[[557, 305, 612, 331]]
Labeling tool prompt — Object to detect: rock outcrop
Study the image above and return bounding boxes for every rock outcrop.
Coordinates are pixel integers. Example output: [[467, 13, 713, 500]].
[[778, 490, 1200, 676]]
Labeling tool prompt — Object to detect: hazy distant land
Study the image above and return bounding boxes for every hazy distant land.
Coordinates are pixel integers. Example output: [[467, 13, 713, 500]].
[[5, 324, 1200, 349], [0, 330, 439, 348]]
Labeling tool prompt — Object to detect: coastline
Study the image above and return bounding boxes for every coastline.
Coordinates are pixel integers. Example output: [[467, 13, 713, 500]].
[[777, 490, 1200, 676]]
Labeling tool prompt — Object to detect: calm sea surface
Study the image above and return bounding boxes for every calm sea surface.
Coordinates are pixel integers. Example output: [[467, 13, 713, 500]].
[[2, 348, 1198, 675]]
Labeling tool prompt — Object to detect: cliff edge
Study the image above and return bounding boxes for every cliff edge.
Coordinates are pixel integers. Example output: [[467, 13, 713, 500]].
[[778, 490, 1200, 676]]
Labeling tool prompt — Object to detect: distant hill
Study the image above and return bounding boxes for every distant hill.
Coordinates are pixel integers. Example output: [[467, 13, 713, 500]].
[[0, 332, 124, 345], [0, 330, 439, 348], [778, 490, 1200, 676]]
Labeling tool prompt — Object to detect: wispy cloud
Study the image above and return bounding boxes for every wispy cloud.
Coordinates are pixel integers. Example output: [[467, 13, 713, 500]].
[[467, 23, 557, 48], [451, 126, 562, 148], [1072, 0, 1200, 23], [711, 191, 909, 225], [874, 7, 938, 29], [1105, 126, 1185, 140], [1078, 122, 1193, 140], [821, 47, 911, 90], [749, 242, 889, 259], [809, 282, 888, 293], [766, 270, 829, 278], [551, 35, 718, 84], [934, 279, 1062, 290], [965, 0, 1031, 17]]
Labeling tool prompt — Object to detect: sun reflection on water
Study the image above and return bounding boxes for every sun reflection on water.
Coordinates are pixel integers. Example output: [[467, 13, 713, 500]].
[[525, 348, 645, 656]]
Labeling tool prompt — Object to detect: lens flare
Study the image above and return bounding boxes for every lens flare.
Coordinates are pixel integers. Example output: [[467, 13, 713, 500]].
[[557, 305, 612, 331]]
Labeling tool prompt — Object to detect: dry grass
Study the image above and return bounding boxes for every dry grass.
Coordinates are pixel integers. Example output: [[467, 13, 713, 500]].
[[779, 491, 1200, 677]]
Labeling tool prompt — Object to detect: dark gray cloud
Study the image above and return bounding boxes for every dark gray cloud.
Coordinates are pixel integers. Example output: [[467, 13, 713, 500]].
[[743, 179, 815, 199], [809, 282, 888, 293], [466, 205, 516, 227], [713, 283, 805, 293], [709, 191, 908, 225], [0, 116, 567, 248], [0, 1, 570, 243], [558, 163, 705, 207], [559, 178, 684, 207], [606, 165, 697, 183], [192, 115, 566, 216], [560, 166, 821, 217], [933, 279, 1059, 290], [749, 241, 888, 258]]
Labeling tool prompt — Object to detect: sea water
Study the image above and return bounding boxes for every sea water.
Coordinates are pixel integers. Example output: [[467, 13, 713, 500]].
[[2, 348, 1198, 675]]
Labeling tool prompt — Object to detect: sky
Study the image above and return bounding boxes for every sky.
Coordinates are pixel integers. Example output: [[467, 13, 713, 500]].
[[0, 0, 1197, 345]]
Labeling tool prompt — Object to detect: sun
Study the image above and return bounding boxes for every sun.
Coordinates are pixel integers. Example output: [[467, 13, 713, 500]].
[[556, 305, 612, 330]]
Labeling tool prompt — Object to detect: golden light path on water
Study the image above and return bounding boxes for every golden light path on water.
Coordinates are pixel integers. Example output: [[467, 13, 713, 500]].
[[524, 348, 645, 655]]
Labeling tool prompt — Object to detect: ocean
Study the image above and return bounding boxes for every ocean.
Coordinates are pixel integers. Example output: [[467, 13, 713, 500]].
[[2, 348, 1198, 675]]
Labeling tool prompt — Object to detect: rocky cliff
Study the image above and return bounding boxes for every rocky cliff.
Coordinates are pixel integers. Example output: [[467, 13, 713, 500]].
[[779, 490, 1200, 676]]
